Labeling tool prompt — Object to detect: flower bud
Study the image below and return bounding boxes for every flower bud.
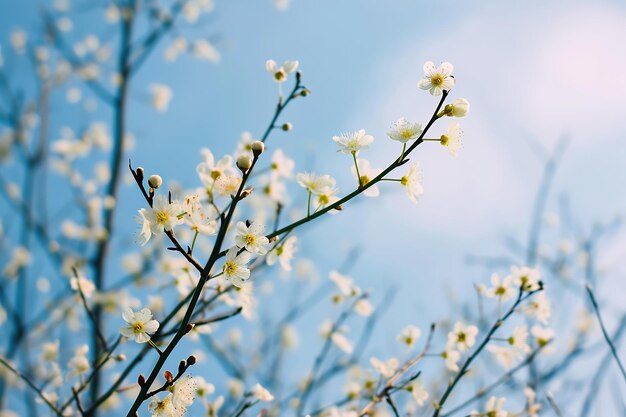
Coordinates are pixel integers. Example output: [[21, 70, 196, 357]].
[[282, 122, 292, 131], [251, 140, 264, 156], [178, 360, 186, 374], [136, 166, 144, 182], [445, 98, 470, 117], [236, 155, 252, 172], [148, 174, 163, 189], [164, 370, 173, 383], [187, 355, 197, 365], [138, 374, 146, 386], [300, 89, 311, 97], [240, 188, 254, 199]]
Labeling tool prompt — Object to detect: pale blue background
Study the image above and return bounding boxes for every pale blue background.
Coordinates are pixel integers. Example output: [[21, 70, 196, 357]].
[[1, 0, 626, 415]]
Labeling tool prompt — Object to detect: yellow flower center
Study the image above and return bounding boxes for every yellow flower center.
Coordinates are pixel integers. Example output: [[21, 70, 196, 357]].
[[245, 234, 256, 246], [133, 322, 144, 334], [274, 70, 286, 81], [276, 246, 284, 256], [400, 129, 414, 139], [319, 194, 329, 205], [156, 211, 169, 225], [400, 176, 408, 186], [440, 134, 449, 146], [360, 175, 370, 185], [210, 170, 221, 180], [271, 162, 278, 170], [431, 75, 444, 86], [495, 287, 506, 296], [224, 261, 237, 275], [457, 332, 466, 343]]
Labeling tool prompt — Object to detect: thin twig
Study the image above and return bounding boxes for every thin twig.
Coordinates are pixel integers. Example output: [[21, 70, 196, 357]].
[[585, 284, 626, 382], [0, 356, 64, 417]]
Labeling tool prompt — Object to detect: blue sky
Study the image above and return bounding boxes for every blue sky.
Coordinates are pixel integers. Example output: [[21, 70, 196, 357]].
[[2, 0, 626, 414]]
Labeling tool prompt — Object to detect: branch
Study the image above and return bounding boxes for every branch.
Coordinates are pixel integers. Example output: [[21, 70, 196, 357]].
[[0, 356, 64, 417], [585, 284, 626, 382]]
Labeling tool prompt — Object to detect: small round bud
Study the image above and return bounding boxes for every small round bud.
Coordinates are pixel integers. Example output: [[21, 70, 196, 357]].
[[300, 89, 311, 97], [251, 140, 264, 156], [185, 323, 195, 334], [164, 370, 173, 383], [187, 355, 197, 365], [116, 354, 127, 362], [178, 360, 186, 373], [136, 166, 144, 181], [236, 155, 252, 172], [282, 122, 292, 131], [445, 98, 470, 117], [138, 374, 146, 386], [148, 174, 163, 189]]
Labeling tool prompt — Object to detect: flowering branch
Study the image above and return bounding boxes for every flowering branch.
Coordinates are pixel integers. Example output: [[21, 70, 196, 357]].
[[358, 324, 436, 416], [267, 91, 449, 241], [143, 355, 196, 398], [431, 286, 543, 417], [440, 344, 547, 417]]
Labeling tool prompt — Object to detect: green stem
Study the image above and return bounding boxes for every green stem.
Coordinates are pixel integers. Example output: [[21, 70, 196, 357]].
[[190, 230, 199, 254], [147, 339, 162, 355], [307, 191, 312, 217], [398, 143, 406, 162], [352, 151, 362, 187]]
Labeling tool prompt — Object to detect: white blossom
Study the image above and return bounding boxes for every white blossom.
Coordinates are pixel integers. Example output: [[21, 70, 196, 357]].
[[149, 84, 173, 112], [397, 325, 421, 347], [251, 383, 274, 402], [120, 307, 160, 343], [234, 221, 270, 255], [387, 117, 423, 143], [417, 61, 455, 96], [485, 273, 515, 301], [296, 172, 335, 195], [266, 59, 299, 83], [171, 375, 196, 410], [222, 247, 251, 287], [351, 159, 381, 197], [136, 195, 184, 245], [510, 266, 541, 292], [266, 236, 297, 271], [333, 129, 374, 155], [470, 396, 508, 417], [409, 380, 429, 406], [401, 163, 424, 203], [370, 357, 398, 378], [448, 322, 478, 352]]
